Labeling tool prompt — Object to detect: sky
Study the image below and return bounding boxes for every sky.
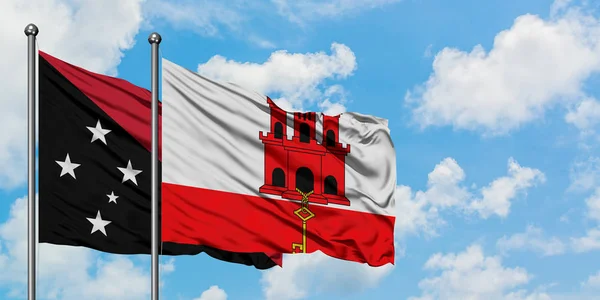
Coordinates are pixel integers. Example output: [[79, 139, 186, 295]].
[[1, 0, 600, 299]]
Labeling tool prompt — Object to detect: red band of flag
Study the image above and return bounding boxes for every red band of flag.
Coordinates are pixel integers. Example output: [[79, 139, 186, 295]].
[[162, 182, 396, 266]]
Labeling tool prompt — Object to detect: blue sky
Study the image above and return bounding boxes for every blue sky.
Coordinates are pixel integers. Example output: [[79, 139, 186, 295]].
[[1, 0, 600, 299]]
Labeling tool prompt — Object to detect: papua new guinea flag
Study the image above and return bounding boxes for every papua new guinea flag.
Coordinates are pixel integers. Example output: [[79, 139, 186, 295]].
[[38, 51, 280, 269]]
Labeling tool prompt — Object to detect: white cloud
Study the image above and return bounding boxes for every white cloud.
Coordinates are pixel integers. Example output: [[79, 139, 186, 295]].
[[569, 156, 600, 192], [58, 257, 150, 300], [468, 158, 546, 218], [143, 0, 397, 46], [196, 43, 356, 112], [160, 257, 176, 274], [318, 99, 347, 115], [496, 225, 566, 256], [585, 188, 600, 222], [423, 44, 433, 58], [551, 0, 574, 17], [560, 212, 571, 223], [247, 35, 277, 49], [194, 285, 228, 300], [0, 196, 152, 299], [422, 157, 471, 208], [409, 244, 548, 300], [317, 85, 348, 115], [565, 97, 600, 134], [396, 157, 544, 237], [395, 158, 468, 237], [272, 0, 401, 25], [503, 290, 553, 300], [571, 187, 600, 253], [394, 184, 444, 238], [571, 228, 600, 252], [581, 270, 600, 289], [260, 251, 393, 300], [406, 3, 600, 135], [0, 0, 145, 188], [144, 0, 244, 37]]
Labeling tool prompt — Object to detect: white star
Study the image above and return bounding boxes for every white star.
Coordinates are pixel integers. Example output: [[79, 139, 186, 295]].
[[55, 154, 81, 179], [107, 191, 119, 204], [118, 160, 142, 185], [86, 120, 111, 144], [86, 210, 111, 236]]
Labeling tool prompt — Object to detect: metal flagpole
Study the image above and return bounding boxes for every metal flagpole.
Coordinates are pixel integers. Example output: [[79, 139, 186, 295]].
[[24, 23, 39, 300], [148, 32, 162, 300]]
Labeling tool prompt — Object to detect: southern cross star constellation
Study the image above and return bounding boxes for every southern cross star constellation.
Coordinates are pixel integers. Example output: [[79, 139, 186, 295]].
[[55, 153, 80, 179], [86, 120, 111, 145], [107, 191, 119, 204], [86, 210, 111, 236], [54, 121, 145, 237], [118, 160, 142, 185]]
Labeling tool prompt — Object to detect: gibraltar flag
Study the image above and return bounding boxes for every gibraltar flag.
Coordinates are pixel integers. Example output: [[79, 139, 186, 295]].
[[161, 59, 396, 266]]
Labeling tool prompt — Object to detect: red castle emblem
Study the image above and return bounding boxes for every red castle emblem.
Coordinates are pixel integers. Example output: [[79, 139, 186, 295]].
[[259, 97, 351, 206]]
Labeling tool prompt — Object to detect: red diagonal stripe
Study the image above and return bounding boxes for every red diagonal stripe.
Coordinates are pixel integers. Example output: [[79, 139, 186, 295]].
[[40, 51, 162, 160]]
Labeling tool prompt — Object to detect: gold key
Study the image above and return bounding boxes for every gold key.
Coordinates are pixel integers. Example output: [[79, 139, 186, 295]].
[[291, 188, 315, 253]]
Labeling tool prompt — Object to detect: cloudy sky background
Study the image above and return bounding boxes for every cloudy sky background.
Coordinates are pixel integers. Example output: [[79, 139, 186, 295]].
[[1, 0, 600, 299]]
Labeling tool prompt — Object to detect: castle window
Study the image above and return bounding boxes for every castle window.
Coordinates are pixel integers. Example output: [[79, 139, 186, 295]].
[[296, 167, 314, 193], [299, 123, 310, 143], [272, 168, 285, 187], [326, 130, 335, 147], [324, 176, 337, 195], [274, 122, 283, 139]]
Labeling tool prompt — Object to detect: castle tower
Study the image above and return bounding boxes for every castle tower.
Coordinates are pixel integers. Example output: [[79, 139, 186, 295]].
[[322, 115, 340, 146], [259, 99, 351, 206], [259, 97, 289, 195], [320, 115, 351, 205], [293, 112, 317, 143]]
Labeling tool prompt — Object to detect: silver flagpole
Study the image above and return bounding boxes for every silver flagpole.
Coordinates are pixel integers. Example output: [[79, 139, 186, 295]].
[[148, 32, 161, 300], [24, 23, 38, 300]]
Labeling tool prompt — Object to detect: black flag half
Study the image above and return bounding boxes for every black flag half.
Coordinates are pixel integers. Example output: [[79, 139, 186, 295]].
[[38, 51, 280, 269]]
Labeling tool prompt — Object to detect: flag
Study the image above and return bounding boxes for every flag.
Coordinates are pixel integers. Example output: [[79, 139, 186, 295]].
[[161, 58, 396, 266], [38, 51, 280, 269]]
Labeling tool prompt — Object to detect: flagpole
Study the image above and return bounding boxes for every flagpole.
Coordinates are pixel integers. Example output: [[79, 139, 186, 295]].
[[148, 32, 161, 300], [24, 23, 39, 300]]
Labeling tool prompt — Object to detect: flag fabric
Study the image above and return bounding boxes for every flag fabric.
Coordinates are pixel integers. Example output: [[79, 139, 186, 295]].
[[38, 51, 280, 269], [161, 58, 396, 266]]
